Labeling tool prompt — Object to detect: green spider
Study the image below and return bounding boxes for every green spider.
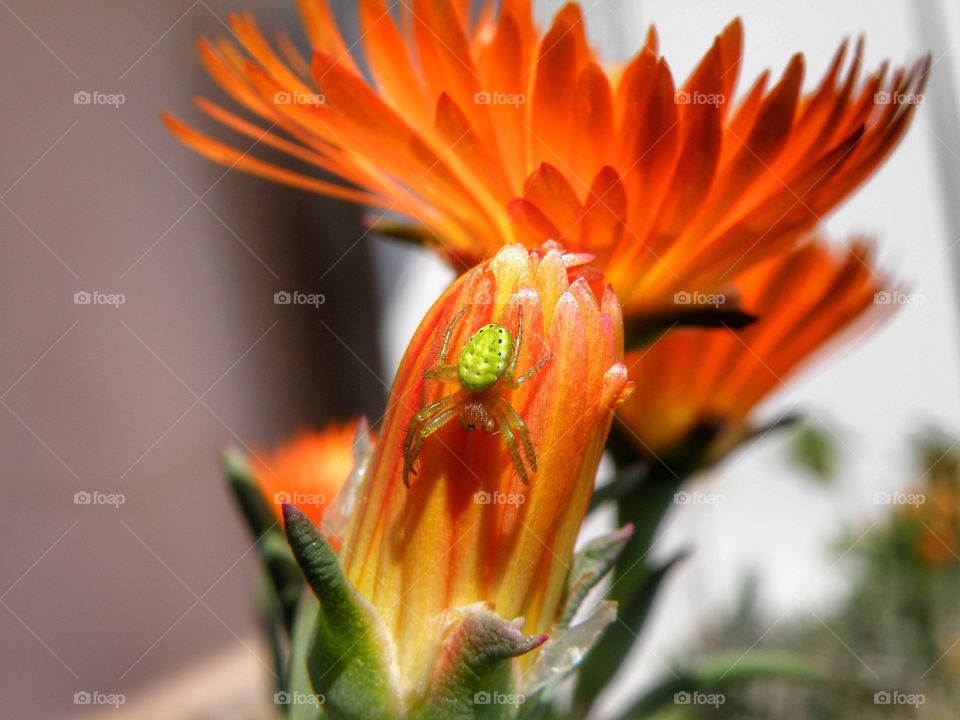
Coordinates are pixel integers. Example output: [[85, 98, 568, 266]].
[[402, 305, 553, 488]]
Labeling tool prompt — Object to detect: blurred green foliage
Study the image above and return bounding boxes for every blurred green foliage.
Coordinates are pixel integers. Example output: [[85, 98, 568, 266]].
[[658, 431, 960, 719]]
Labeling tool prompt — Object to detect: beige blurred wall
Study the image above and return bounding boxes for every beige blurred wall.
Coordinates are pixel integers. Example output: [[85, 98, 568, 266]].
[[0, 2, 381, 717]]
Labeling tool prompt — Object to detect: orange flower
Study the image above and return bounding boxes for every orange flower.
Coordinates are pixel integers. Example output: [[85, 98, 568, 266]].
[[252, 421, 366, 528], [910, 451, 960, 568], [337, 243, 630, 685], [165, 2, 927, 314], [618, 237, 890, 456]]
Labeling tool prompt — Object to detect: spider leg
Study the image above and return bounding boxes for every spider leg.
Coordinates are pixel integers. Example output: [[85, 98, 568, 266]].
[[424, 364, 459, 383], [506, 350, 552, 389], [496, 397, 538, 474], [504, 310, 523, 379], [403, 393, 459, 456], [402, 404, 460, 487], [496, 412, 530, 485], [402, 393, 460, 469], [436, 304, 471, 365]]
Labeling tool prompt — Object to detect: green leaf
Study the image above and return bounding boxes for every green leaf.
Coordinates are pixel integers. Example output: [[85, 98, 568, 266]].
[[252, 577, 286, 695], [283, 504, 401, 720], [621, 552, 688, 631], [787, 422, 839, 483], [222, 447, 277, 536], [571, 552, 687, 714], [622, 651, 821, 718], [410, 604, 546, 720], [223, 447, 303, 631], [284, 594, 326, 719], [559, 526, 633, 628], [589, 465, 647, 511]]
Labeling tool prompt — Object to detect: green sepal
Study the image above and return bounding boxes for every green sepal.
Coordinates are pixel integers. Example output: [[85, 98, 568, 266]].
[[222, 447, 303, 630], [521, 601, 617, 714], [222, 446, 276, 535], [284, 595, 326, 720], [558, 525, 633, 628], [368, 218, 435, 247], [410, 604, 546, 720], [282, 504, 401, 720]]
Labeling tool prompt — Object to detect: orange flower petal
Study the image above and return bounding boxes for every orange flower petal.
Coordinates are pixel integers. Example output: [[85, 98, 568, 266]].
[[618, 236, 891, 454], [169, 4, 928, 315], [340, 244, 624, 681]]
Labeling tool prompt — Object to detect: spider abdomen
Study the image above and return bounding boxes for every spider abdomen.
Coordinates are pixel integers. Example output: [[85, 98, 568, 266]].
[[457, 323, 513, 393]]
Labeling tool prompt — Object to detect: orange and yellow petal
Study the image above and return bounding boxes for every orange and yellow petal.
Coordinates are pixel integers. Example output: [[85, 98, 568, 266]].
[[338, 243, 629, 684], [167, 5, 927, 313]]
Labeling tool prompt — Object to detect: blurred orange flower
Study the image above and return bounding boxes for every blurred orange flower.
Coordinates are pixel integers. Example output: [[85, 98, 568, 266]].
[[338, 243, 630, 684], [618, 237, 890, 457], [166, 2, 927, 314], [252, 421, 366, 528], [910, 455, 960, 568]]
